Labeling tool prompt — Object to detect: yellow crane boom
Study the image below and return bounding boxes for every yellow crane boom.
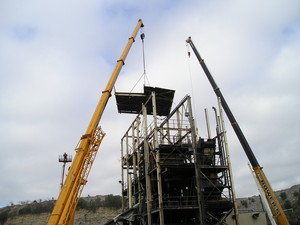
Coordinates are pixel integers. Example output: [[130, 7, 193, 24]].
[[47, 19, 144, 225]]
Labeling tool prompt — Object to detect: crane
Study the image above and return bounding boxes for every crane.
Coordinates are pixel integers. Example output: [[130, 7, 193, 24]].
[[47, 19, 144, 225], [186, 36, 290, 225]]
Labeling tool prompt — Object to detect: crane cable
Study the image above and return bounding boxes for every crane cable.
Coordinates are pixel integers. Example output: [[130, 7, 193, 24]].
[[113, 28, 149, 94], [140, 27, 150, 86], [141, 32, 146, 78], [185, 43, 197, 117], [129, 28, 150, 93]]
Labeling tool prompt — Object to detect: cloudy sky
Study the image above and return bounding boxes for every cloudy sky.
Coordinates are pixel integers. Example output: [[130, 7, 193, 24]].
[[1, 0, 300, 207]]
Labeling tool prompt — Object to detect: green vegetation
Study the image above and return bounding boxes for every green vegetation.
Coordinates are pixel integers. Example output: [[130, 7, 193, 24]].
[[19, 201, 54, 215], [0, 209, 9, 225], [280, 192, 287, 200], [0, 194, 121, 223], [284, 200, 292, 209], [294, 188, 300, 209], [104, 194, 122, 209], [76, 195, 122, 212], [240, 200, 248, 208]]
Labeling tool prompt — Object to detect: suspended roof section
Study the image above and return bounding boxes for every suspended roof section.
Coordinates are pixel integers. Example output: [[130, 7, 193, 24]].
[[115, 86, 175, 116]]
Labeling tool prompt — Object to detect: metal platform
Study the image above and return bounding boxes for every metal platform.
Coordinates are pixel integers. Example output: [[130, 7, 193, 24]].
[[115, 86, 175, 116]]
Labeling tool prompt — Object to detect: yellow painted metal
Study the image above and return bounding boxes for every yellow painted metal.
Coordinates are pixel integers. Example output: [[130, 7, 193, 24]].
[[253, 166, 290, 225], [47, 19, 144, 225]]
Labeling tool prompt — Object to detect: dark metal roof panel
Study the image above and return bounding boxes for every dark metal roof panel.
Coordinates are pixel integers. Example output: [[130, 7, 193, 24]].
[[115, 86, 175, 116]]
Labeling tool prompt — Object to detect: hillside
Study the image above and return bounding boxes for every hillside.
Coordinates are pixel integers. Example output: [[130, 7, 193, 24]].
[[0, 195, 121, 225], [0, 185, 299, 225], [237, 184, 300, 224]]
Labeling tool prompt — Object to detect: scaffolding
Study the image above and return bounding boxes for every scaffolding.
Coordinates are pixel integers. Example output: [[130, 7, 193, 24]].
[[110, 87, 236, 225]]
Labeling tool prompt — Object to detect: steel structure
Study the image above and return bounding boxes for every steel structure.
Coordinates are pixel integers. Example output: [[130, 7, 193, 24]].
[[108, 90, 236, 225]]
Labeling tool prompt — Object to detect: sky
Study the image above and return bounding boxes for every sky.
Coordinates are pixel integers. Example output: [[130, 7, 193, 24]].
[[0, 0, 300, 207]]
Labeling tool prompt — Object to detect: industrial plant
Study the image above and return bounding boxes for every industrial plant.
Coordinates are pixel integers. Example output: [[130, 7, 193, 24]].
[[46, 20, 290, 225]]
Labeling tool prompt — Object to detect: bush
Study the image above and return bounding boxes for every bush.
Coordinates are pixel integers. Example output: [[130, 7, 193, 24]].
[[19, 205, 32, 215], [280, 192, 287, 200], [31, 202, 54, 214], [76, 197, 103, 212], [17, 201, 54, 215], [284, 200, 292, 209], [76, 195, 122, 212], [102, 195, 122, 209], [77, 198, 89, 210], [241, 200, 248, 208], [0, 210, 9, 224]]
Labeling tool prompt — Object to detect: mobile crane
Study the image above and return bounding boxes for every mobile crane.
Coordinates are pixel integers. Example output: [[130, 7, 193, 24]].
[[186, 36, 290, 225], [47, 19, 144, 225]]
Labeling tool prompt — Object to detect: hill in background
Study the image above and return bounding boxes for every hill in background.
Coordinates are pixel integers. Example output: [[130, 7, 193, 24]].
[[237, 184, 300, 224], [0, 194, 121, 225], [0, 184, 300, 225]]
